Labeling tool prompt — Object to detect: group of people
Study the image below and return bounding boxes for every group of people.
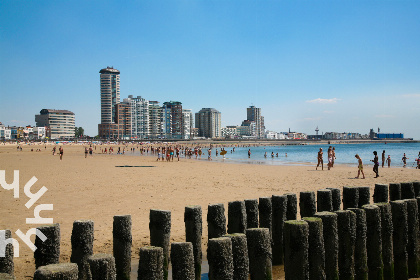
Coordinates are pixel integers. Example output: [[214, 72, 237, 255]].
[[316, 146, 336, 171], [51, 146, 64, 160]]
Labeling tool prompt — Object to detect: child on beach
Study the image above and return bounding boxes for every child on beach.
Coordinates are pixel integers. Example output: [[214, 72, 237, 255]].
[[386, 155, 391, 168], [402, 153, 408, 168], [355, 154, 365, 179]]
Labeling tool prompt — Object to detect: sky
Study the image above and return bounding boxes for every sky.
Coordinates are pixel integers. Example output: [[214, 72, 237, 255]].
[[1, 0, 420, 139]]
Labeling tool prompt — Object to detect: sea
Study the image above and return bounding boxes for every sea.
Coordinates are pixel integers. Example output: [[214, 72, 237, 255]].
[[203, 142, 420, 167]]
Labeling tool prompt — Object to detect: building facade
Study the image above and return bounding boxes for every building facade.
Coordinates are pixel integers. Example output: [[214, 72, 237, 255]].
[[124, 95, 149, 139], [195, 108, 221, 138], [98, 103, 131, 139], [149, 101, 162, 139], [100, 67, 120, 124], [35, 109, 75, 139], [162, 101, 183, 139], [182, 109, 193, 139], [246, 106, 265, 139]]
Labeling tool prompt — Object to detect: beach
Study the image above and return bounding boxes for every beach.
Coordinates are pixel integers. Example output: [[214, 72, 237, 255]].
[[1, 143, 419, 279]]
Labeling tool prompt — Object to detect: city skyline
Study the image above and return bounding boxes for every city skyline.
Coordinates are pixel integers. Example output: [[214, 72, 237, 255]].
[[1, 1, 420, 139]]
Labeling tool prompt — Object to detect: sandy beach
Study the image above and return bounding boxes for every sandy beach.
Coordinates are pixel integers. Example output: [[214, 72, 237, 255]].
[[1, 143, 419, 279]]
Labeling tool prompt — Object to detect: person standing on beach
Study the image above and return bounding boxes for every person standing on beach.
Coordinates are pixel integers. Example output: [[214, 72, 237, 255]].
[[208, 148, 212, 160], [355, 154, 365, 179], [386, 155, 391, 168], [84, 147, 88, 158], [327, 146, 333, 170], [332, 147, 336, 167], [402, 153, 408, 167], [316, 148, 323, 170], [371, 151, 379, 178], [59, 146, 63, 161], [248, 149, 251, 158], [381, 150, 386, 168]]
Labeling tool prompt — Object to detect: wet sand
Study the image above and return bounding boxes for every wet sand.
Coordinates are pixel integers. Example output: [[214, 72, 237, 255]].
[[1, 144, 419, 279]]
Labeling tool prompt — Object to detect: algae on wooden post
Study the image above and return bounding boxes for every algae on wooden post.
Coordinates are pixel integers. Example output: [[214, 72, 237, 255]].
[[228, 201, 247, 234], [413, 181, 420, 197], [299, 191, 316, 218], [149, 209, 171, 280], [246, 228, 272, 280], [207, 204, 226, 241], [272, 195, 287, 265], [224, 233, 249, 280], [137, 246, 163, 280], [335, 210, 356, 280], [259, 197, 272, 236], [374, 203, 394, 280], [170, 242, 195, 280], [113, 215, 132, 280], [390, 200, 408, 279], [88, 253, 117, 280], [348, 208, 368, 280], [317, 189, 333, 212], [314, 211, 339, 280], [33, 263, 78, 280], [284, 193, 297, 220], [401, 182, 415, 199], [362, 205, 384, 280], [0, 230, 14, 277], [244, 199, 259, 229], [184, 205, 202, 280], [373, 184, 388, 203], [343, 186, 359, 210], [71, 220, 94, 280], [327, 188, 341, 211], [358, 187, 371, 208], [284, 220, 309, 280], [302, 217, 325, 279], [389, 183, 401, 201], [207, 237, 234, 280], [34, 224, 60, 269], [404, 199, 420, 278]]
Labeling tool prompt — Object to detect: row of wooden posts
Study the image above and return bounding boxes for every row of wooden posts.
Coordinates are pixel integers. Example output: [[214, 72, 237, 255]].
[[1, 181, 420, 280]]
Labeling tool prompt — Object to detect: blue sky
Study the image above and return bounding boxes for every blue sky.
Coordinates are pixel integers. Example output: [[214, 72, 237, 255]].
[[1, 0, 420, 139]]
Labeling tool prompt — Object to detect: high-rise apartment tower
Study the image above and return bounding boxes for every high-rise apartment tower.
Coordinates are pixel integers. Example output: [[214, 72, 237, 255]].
[[100, 67, 120, 124]]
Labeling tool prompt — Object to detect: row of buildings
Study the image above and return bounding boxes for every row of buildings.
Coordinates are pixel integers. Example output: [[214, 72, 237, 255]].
[[0, 109, 75, 140], [97, 67, 266, 140]]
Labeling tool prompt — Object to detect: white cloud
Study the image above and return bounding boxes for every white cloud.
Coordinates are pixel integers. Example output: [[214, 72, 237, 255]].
[[306, 98, 340, 104]]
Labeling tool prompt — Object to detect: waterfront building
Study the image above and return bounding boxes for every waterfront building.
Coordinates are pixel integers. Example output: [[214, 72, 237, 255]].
[[246, 105, 265, 138], [98, 103, 131, 139], [182, 109, 193, 139], [195, 108, 221, 139], [162, 101, 183, 139], [124, 95, 149, 139], [149, 101, 163, 139], [35, 109, 75, 139], [100, 67, 120, 124]]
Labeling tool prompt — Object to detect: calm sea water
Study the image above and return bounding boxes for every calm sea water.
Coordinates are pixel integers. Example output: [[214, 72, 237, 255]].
[[207, 142, 420, 167]]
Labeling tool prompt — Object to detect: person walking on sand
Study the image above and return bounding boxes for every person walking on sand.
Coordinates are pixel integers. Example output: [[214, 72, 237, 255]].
[[386, 155, 391, 168], [327, 146, 333, 170], [332, 147, 336, 167], [402, 153, 408, 168], [382, 150, 386, 168], [371, 151, 379, 178], [316, 148, 323, 170], [84, 147, 88, 158], [355, 154, 365, 179]]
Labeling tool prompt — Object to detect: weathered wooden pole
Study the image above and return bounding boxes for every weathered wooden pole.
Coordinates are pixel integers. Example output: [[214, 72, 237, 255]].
[[184, 205, 202, 280], [272, 195, 287, 265]]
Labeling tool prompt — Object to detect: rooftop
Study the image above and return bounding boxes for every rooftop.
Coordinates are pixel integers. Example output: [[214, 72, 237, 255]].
[[99, 66, 120, 74]]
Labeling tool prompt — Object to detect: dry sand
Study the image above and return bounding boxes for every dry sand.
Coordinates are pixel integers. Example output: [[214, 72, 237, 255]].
[[1, 143, 419, 279]]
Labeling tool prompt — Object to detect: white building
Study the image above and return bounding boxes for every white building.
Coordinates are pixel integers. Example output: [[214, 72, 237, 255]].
[[35, 109, 75, 139], [265, 130, 286, 139], [124, 95, 149, 139], [182, 109, 194, 139]]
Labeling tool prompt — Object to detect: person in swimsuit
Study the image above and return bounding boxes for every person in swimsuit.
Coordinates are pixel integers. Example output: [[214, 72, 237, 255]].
[[59, 146, 64, 161], [355, 154, 365, 179], [371, 151, 379, 178], [316, 148, 323, 170]]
